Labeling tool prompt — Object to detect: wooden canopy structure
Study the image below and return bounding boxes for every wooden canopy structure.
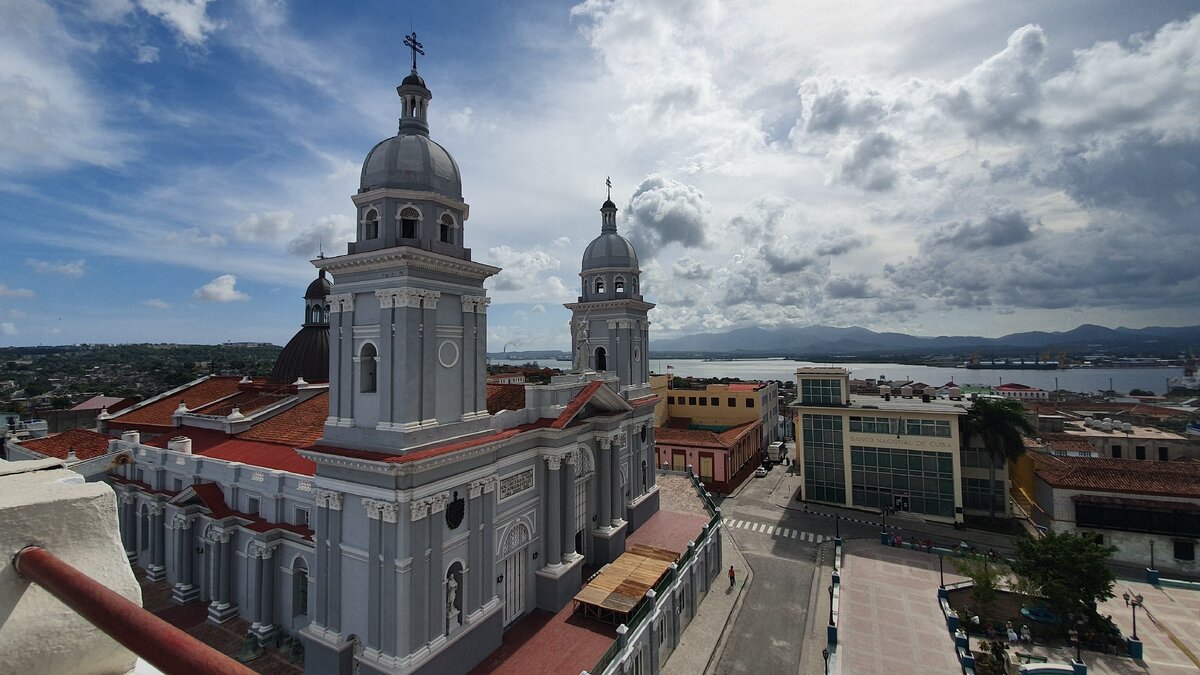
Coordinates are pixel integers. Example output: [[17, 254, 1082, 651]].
[[572, 544, 678, 624]]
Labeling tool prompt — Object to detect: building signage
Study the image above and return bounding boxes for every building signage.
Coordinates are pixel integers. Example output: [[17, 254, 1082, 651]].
[[848, 432, 956, 452], [499, 468, 534, 500]]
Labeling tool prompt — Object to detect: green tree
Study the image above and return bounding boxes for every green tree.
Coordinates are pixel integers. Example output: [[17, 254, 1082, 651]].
[[953, 554, 1008, 609], [1011, 531, 1117, 615], [966, 397, 1036, 518]]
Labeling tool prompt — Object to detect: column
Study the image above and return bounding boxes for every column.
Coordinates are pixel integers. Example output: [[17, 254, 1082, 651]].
[[474, 298, 490, 414], [335, 295, 355, 422], [314, 495, 330, 626], [419, 292, 440, 425], [376, 291, 396, 427], [260, 544, 277, 634], [148, 502, 166, 580], [364, 500, 383, 650], [249, 546, 263, 625], [596, 438, 611, 531], [409, 498, 430, 651], [219, 533, 233, 607], [379, 502, 399, 656], [646, 424, 657, 489], [327, 294, 346, 421], [327, 492, 344, 634], [466, 479, 485, 615], [172, 515, 197, 603], [544, 456, 562, 568], [610, 435, 625, 526], [119, 494, 137, 560], [481, 479, 497, 605], [428, 493, 447, 643], [562, 454, 577, 563]]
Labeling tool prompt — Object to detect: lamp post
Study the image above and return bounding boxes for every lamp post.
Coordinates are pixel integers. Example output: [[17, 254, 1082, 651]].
[[835, 514, 840, 540], [1123, 592, 1144, 640], [822, 647, 830, 674], [1150, 540, 1156, 570], [938, 553, 945, 588], [827, 584, 835, 626]]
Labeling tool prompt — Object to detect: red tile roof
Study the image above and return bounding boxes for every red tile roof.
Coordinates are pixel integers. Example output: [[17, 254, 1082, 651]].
[[486, 384, 526, 414], [17, 428, 112, 461], [1038, 433, 1100, 454], [145, 427, 230, 452], [176, 483, 313, 538], [192, 389, 290, 417], [1034, 454, 1200, 498], [69, 395, 137, 412], [304, 419, 557, 466], [551, 380, 606, 430], [144, 425, 317, 476], [108, 376, 244, 430], [236, 392, 328, 447], [656, 420, 760, 450]]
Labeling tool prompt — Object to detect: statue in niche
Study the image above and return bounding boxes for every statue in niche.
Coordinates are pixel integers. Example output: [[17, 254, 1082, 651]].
[[573, 320, 589, 372], [446, 575, 460, 633]]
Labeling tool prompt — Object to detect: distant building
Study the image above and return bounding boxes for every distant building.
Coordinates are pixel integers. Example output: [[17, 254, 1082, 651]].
[[655, 419, 763, 493], [995, 383, 1049, 401], [650, 378, 781, 448]]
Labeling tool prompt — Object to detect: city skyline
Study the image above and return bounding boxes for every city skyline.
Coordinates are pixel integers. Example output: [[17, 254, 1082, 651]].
[[2, 1, 1198, 350]]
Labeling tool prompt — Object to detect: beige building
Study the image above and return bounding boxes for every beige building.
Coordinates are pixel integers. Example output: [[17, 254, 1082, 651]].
[[649, 376, 780, 448], [1057, 416, 1192, 461]]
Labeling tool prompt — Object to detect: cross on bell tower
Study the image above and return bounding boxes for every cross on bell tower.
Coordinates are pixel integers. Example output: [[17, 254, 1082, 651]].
[[404, 31, 425, 73]]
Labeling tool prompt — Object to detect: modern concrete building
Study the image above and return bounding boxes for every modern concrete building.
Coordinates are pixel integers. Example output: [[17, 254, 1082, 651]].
[[792, 368, 1027, 522]]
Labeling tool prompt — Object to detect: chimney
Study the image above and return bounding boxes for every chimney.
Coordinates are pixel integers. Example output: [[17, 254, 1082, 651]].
[[167, 436, 192, 454], [121, 430, 141, 445], [66, 446, 78, 462]]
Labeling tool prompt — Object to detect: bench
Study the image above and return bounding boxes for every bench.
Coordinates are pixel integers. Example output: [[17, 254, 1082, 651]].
[[1016, 652, 1048, 664]]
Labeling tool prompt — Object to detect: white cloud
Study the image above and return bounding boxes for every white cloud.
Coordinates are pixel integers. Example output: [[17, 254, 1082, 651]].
[[135, 45, 160, 64], [1, 322, 16, 335], [136, 0, 219, 46], [0, 283, 35, 298], [143, 298, 171, 309], [486, 246, 562, 293], [235, 211, 293, 242], [9, 309, 26, 318], [286, 215, 353, 258], [531, 304, 546, 314], [163, 227, 226, 248], [26, 258, 86, 277], [194, 274, 249, 302]]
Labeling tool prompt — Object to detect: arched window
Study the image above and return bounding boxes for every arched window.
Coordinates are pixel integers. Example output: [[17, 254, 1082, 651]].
[[439, 214, 455, 244], [293, 558, 309, 619], [400, 207, 420, 239], [595, 346, 607, 371], [363, 208, 379, 240], [614, 276, 625, 293], [359, 343, 378, 393], [594, 277, 605, 294]]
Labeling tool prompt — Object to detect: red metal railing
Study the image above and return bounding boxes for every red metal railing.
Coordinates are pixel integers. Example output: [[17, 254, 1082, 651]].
[[13, 546, 254, 675]]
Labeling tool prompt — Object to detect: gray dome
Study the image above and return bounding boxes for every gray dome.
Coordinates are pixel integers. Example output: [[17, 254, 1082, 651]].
[[582, 232, 639, 271], [360, 134, 462, 199]]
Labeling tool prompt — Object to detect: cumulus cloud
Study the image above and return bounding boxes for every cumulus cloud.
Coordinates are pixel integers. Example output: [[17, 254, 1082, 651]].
[[840, 132, 899, 191], [235, 211, 293, 242], [625, 175, 712, 253], [143, 298, 171, 309], [487, 246, 562, 291], [194, 274, 249, 302], [939, 24, 1046, 136], [26, 258, 85, 277], [672, 257, 712, 280], [286, 215, 353, 258], [137, 0, 219, 46], [163, 227, 226, 247], [0, 283, 35, 298], [799, 77, 887, 134], [531, 304, 546, 314], [926, 211, 1039, 249], [825, 275, 874, 299], [0, 322, 16, 335]]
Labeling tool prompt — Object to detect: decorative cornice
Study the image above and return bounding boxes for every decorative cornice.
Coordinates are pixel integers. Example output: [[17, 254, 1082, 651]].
[[349, 187, 470, 218], [563, 298, 655, 312], [314, 247, 499, 281]]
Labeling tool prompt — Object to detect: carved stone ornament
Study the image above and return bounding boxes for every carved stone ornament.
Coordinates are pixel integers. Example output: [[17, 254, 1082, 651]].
[[147, 502, 165, 516], [597, 436, 612, 450], [544, 455, 562, 471], [411, 497, 434, 521], [172, 514, 192, 529], [118, 493, 137, 505], [431, 492, 450, 514]]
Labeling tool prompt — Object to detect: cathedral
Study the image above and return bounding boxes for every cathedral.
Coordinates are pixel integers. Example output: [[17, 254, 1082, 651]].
[[72, 48, 666, 674]]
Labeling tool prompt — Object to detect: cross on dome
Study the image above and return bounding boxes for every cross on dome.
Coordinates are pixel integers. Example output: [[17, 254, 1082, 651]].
[[606, 176, 612, 201], [404, 31, 425, 73]]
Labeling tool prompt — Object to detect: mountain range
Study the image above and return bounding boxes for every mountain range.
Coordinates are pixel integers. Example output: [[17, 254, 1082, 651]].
[[649, 324, 1200, 356]]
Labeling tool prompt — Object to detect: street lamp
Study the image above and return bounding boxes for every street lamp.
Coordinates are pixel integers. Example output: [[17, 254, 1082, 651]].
[[822, 647, 830, 675], [1068, 629, 1081, 663], [1123, 592, 1144, 640], [827, 584, 835, 626], [1150, 540, 1156, 570], [835, 514, 840, 540], [938, 553, 945, 588]]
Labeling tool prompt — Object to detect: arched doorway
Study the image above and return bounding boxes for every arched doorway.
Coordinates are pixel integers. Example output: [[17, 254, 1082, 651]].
[[500, 523, 531, 626]]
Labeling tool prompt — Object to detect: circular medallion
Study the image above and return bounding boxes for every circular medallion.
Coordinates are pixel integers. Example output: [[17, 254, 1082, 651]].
[[438, 340, 460, 368]]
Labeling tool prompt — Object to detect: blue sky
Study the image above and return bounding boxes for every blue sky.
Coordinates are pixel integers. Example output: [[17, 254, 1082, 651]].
[[2, 1, 1199, 350]]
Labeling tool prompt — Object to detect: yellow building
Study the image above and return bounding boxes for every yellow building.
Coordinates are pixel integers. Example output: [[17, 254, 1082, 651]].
[[649, 374, 779, 447]]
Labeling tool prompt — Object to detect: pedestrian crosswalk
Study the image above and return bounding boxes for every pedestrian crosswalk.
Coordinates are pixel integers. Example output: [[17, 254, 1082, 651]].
[[722, 518, 829, 543]]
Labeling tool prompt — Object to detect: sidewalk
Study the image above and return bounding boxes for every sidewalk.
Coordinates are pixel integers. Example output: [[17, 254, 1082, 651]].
[[798, 539, 839, 675], [661, 526, 752, 675]]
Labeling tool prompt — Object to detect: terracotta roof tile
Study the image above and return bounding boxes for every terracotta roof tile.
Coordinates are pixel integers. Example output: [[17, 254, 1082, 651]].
[[236, 392, 328, 447], [303, 419, 557, 466], [192, 389, 290, 417], [551, 381, 606, 430], [17, 428, 112, 461], [176, 483, 313, 538], [1035, 454, 1200, 498], [486, 384, 526, 414], [199, 439, 316, 476], [109, 376, 243, 430]]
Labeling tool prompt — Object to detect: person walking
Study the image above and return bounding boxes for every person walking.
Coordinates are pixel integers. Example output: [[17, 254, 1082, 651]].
[[728, 565, 736, 588]]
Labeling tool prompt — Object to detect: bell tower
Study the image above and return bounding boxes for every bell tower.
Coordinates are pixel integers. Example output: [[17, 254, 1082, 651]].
[[565, 181, 654, 400]]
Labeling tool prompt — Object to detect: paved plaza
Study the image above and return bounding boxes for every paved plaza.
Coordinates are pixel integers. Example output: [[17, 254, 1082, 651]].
[[837, 541, 965, 675]]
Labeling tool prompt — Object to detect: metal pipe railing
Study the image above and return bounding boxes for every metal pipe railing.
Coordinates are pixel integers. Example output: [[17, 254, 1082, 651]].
[[13, 546, 254, 675]]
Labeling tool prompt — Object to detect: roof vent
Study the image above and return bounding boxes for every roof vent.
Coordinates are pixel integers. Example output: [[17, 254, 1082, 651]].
[[120, 430, 141, 445], [227, 407, 245, 422], [174, 401, 189, 415], [1122, 422, 1132, 432]]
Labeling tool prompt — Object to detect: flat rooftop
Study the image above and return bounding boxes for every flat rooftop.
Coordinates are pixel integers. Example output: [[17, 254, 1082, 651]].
[[798, 395, 970, 416]]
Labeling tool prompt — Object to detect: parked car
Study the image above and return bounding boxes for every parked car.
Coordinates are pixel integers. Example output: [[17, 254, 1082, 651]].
[[755, 466, 768, 478]]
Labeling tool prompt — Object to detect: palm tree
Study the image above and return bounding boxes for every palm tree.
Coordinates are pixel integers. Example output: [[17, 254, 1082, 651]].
[[966, 397, 1036, 518]]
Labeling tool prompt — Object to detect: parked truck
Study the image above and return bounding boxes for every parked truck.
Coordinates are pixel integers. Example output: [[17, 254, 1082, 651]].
[[767, 441, 786, 463]]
